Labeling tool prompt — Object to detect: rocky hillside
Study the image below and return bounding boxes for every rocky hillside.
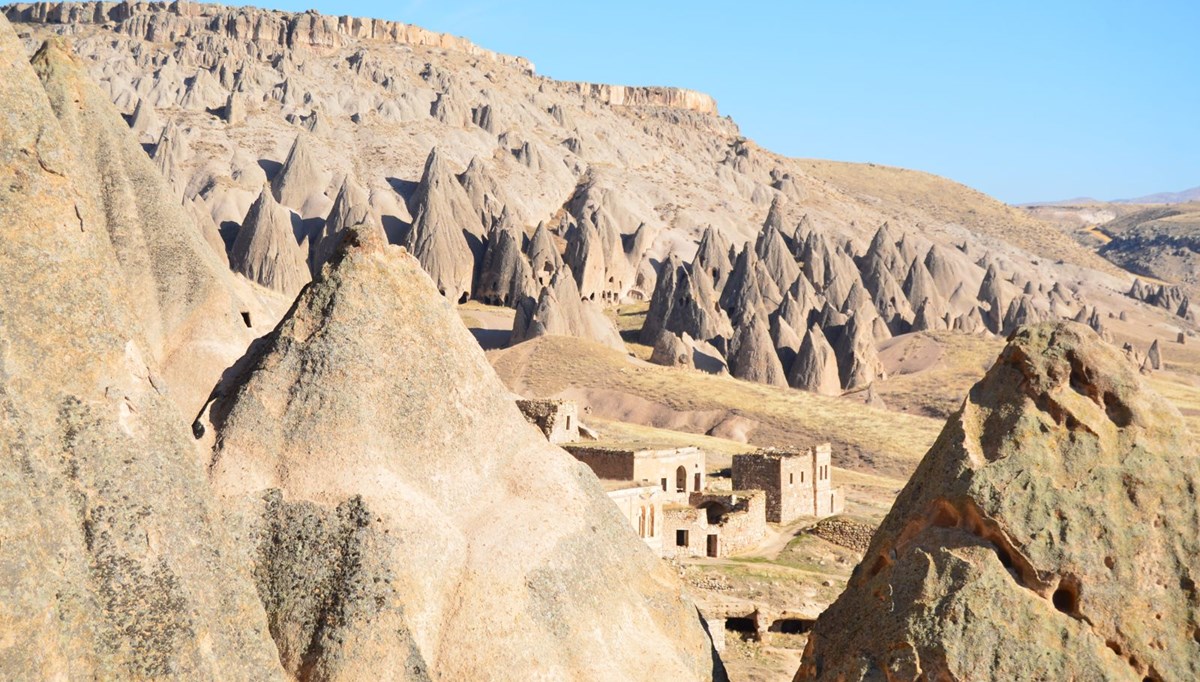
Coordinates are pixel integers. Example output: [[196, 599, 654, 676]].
[[1097, 204, 1200, 288], [795, 322, 1200, 680], [0, 13, 721, 680], [7, 0, 1184, 398]]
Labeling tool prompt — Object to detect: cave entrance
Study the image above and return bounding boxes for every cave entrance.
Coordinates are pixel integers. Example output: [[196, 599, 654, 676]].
[[768, 618, 815, 635], [725, 616, 758, 641]]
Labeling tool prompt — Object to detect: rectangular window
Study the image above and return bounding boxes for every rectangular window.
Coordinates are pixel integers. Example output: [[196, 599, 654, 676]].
[[789, 473, 794, 485], [676, 530, 688, 547], [694, 473, 701, 491], [661, 478, 668, 492]]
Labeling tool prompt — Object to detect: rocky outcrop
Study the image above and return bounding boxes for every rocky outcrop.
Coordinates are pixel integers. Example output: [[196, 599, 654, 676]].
[[728, 313, 787, 386], [556, 81, 718, 114], [510, 266, 624, 350], [797, 322, 1200, 681], [204, 228, 717, 679], [651, 331, 695, 369], [230, 187, 311, 297], [310, 176, 375, 274], [0, 19, 284, 678], [3, 1, 535, 72], [271, 132, 327, 215], [788, 325, 841, 396], [31, 34, 273, 416]]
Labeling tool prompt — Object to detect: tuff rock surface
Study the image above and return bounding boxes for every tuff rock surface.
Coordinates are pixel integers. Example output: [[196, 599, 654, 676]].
[[204, 227, 719, 680], [796, 322, 1200, 681]]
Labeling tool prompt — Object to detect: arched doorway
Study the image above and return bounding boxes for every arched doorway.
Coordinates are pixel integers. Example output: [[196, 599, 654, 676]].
[[675, 465, 687, 493]]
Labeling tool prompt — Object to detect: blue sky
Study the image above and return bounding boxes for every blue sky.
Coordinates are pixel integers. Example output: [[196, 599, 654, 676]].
[[263, 0, 1198, 204]]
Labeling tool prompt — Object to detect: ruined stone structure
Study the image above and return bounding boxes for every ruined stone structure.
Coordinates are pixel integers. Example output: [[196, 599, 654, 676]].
[[515, 398, 579, 444], [732, 444, 844, 523], [663, 491, 767, 559], [604, 482, 664, 556], [563, 445, 705, 503]]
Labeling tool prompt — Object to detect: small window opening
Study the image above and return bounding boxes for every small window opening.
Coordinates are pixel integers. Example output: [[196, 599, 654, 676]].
[[676, 529, 688, 547]]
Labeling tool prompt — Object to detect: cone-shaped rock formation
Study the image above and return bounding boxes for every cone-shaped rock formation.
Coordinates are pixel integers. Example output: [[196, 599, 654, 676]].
[[206, 229, 716, 679], [796, 322, 1200, 681]]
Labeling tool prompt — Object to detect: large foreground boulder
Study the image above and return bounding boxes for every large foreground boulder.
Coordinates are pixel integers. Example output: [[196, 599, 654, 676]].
[[796, 322, 1200, 681], [29, 36, 277, 417], [0, 19, 284, 679], [204, 228, 719, 681]]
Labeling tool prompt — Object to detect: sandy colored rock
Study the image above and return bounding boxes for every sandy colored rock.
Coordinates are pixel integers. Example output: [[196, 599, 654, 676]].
[[31, 35, 276, 416], [230, 186, 311, 297], [797, 322, 1200, 681], [788, 325, 842, 396], [729, 312, 787, 386], [0, 19, 284, 679], [206, 228, 718, 680]]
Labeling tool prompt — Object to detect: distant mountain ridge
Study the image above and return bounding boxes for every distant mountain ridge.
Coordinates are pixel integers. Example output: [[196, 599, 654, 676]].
[[1116, 185, 1200, 205], [1026, 185, 1200, 207]]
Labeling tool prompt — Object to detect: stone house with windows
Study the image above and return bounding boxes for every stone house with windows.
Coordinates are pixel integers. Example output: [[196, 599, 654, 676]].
[[663, 490, 766, 559], [604, 481, 663, 555], [561, 444, 705, 504], [731, 444, 844, 523]]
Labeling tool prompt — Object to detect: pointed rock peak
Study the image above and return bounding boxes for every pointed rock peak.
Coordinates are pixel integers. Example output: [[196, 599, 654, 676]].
[[763, 193, 787, 233], [789, 324, 841, 396], [311, 176, 375, 273], [271, 131, 325, 210], [729, 312, 788, 387], [210, 226, 711, 679], [797, 321, 1194, 681], [230, 186, 310, 297], [867, 222, 898, 255]]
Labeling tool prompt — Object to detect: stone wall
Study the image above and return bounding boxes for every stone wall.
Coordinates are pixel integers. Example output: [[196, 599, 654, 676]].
[[606, 484, 664, 556], [732, 452, 784, 522], [516, 398, 579, 444], [563, 445, 635, 480], [662, 505, 709, 559], [808, 517, 874, 553], [690, 490, 766, 556]]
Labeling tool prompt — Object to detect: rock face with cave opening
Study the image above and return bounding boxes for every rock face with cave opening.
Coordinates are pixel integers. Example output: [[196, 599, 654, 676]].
[[795, 321, 1200, 682]]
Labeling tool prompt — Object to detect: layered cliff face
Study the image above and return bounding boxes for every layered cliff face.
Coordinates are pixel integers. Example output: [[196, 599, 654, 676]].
[[0, 16, 284, 679], [796, 321, 1200, 681], [203, 226, 720, 680]]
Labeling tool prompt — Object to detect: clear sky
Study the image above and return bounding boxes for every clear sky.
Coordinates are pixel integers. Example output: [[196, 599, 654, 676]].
[[262, 0, 1198, 204]]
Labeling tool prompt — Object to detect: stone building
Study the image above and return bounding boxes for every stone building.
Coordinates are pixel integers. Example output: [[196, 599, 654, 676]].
[[604, 481, 664, 556], [663, 490, 766, 559], [563, 444, 705, 503], [732, 444, 844, 523], [515, 398, 579, 444]]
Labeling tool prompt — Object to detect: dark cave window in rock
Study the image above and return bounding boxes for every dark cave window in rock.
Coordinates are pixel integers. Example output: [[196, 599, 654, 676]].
[[768, 618, 814, 635], [725, 616, 758, 640], [240, 311, 252, 327]]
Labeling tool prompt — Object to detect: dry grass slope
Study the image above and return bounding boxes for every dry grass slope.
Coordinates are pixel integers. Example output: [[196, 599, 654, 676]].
[[489, 334, 942, 477]]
